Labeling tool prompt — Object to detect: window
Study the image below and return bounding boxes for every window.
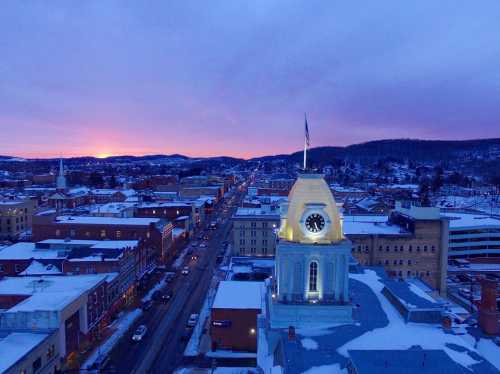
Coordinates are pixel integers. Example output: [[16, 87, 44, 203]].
[[251, 247, 256, 254], [357, 245, 361, 252], [32, 357, 42, 372], [384, 260, 389, 265], [116, 230, 122, 239], [408, 245, 412, 252], [100, 229, 106, 238], [85, 231, 91, 237], [70, 229, 76, 237], [240, 230, 245, 237], [399, 260, 403, 265], [251, 222, 257, 228], [393, 260, 397, 265], [15, 264, 22, 273], [239, 239, 245, 245], [424, 245, 428, 252], [55, 229, 61, 237], [394, 245, 398, 252], [364, 245, 369, 253], [262, 222, 268, 228], [378, 246, 383, 252], [47, 344, 55, 359], [0, 264, 3, 272], [431, 245, 436, 252], [408, 260, 412, 266], [251, 239, 256, 245], [386, 246, 390, 252], [407, 270, 411, 276], [416, 246, 420, 252], [262, 240, 268, 246], [309, 262, 318, 292], [251, 230, 256, 237], [400, 246, 404, 252], [426, 271, 431, 276]]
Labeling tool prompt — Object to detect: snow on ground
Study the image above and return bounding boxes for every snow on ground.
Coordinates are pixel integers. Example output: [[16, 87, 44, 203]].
[[206, 350, 257, 358], [301, 364, 345, 374], [173, 245, 191, 269], [141, 275, 166, 303], [257, 326, 283, 374], [184, 279, 218, 356], [83, 308, 142, 369], [408, 283, 436, 303], [301, 338, 319, 350], [337, 270, 482, 370], [460, 333, 500, 370], [296, 323, 354, 337]]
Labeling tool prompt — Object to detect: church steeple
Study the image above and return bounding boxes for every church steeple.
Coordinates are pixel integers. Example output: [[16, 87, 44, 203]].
[[56, 158, 67, 191]]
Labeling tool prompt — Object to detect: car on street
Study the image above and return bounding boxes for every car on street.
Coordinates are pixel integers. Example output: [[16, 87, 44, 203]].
[[199, 243, 207, 249], [161, 291, 173, 303], [132, 325, 147, 342], [191, 254, 199, 261], [187, 313, 199, 327], [141, 300, 153, 311], [181, 266, 190, 275]]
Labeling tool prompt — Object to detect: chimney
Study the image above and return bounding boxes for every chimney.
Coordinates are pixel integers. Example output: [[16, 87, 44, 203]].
[[288, 326, 296, 341]]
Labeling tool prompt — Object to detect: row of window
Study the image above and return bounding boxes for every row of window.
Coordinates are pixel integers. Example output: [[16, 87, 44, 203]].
[[354, 244, 436, 253], [55, 229, 151, 239], [239, 230, 272, 237], [0, 215, 27, 224], [239, 239, 270, 246], [239, 247, 269, 255]]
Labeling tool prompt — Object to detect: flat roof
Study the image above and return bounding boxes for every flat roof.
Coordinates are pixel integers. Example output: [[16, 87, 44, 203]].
[[348, 349, 469, 373], [212, 281, 263, 310], [0, 274, 113, 312], [442, 212, 500, 229], [55, 216, 160, 226], [0, 332, 51, 373], [343, 221, 405, 236], [0, 242, 61, 260]]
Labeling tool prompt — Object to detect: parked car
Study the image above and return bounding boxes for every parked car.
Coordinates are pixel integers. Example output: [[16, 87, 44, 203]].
[[162, 291, 173, 303], [199, 243, 207, 249], [132, 325, 148, 342], [181, 266, 190, 275], [141, 300, 153, 311], [187, 314, 199, 327]]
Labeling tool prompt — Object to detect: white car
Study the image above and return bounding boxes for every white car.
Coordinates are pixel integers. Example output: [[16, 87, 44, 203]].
[[199, 243, 208, 249], [132, 325, 147, 342], [187, 314, 199, 327], [181, 266, 190, 275]]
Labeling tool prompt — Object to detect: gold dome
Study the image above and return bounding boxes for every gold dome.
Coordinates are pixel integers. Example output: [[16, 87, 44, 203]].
[[279, 174, 343, 244]]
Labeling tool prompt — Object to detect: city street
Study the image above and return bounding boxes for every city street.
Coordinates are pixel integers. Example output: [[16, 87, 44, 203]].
[[104, 188, 243, 373]]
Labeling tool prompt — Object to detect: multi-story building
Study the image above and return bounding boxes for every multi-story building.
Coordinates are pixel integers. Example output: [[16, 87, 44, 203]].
[[232, 207, 280, 257], [345, 202, 449, 294], [32, 213, 174, 264], [0, 330, 60, 374], [441, 212, 500, 259], [0, 198, 35, 240], [0, 274, 113, 357]]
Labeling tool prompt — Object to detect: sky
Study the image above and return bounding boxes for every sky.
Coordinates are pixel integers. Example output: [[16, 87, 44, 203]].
[[1, 1, 500, 159]]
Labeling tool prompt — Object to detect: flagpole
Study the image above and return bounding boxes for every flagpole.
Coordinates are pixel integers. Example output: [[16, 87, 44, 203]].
[[303, 135, 307, 171]]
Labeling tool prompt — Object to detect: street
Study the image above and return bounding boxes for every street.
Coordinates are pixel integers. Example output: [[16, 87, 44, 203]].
[[104, 188, 243, 374]]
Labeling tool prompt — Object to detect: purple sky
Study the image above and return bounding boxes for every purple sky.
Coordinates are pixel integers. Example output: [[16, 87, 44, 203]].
[[1, 1, 500, 159]]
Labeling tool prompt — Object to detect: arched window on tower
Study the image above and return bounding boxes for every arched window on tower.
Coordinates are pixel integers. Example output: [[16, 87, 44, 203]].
[[309, 262, 318, 292]]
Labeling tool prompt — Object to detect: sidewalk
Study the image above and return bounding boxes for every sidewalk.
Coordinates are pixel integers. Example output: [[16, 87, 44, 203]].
[[82, 308, 143, 370]]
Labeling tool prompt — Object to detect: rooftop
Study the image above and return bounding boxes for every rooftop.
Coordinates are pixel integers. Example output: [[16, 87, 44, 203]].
[[212, 281, 263, 310], [0, 331, 51, 373], [55, 215, 160, 226], [0, 274, 113, 312], [442, 212, 500, 229]]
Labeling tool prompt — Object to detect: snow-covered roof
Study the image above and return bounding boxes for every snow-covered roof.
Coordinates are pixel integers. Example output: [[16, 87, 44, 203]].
[[19, 260, 62, 276], [172, 228, 186, 238], [90, 202, 135, 214], [212, 281, 263, 310], [55, 215, 160, 226], [0, 332, 51, 373], [343, 221, 405, 236], [0, 274, 114, 312], [234, 207, 280, 217], [442, 212, 500, 229], [0, 242, 61, 260]]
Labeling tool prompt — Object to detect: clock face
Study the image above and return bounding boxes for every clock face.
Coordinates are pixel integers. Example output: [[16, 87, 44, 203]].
[[305, 213, 326, 233]]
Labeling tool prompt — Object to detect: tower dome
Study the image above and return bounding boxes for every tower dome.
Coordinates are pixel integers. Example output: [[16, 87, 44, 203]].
[[279, 173, 343, 244]]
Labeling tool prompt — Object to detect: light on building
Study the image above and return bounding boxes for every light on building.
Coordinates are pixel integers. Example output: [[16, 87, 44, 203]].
[[249, 328, 256, 335], [272, 293, 276, 299]]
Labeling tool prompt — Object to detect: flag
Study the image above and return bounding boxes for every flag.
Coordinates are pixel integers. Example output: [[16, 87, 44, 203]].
[[305, 114, 310, 147]]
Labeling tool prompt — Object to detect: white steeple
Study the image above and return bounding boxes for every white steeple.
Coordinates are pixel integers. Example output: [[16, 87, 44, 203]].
[[56, 158, 67, 191]]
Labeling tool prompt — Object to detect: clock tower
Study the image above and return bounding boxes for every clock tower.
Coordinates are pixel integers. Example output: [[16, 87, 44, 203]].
[[270, 173, 353, 327]]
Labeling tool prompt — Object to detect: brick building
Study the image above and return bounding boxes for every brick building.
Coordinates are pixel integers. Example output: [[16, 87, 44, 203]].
[[32, 214, 174, 264], [345, 203, 449, 295], [210, 281, 263, 352]]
